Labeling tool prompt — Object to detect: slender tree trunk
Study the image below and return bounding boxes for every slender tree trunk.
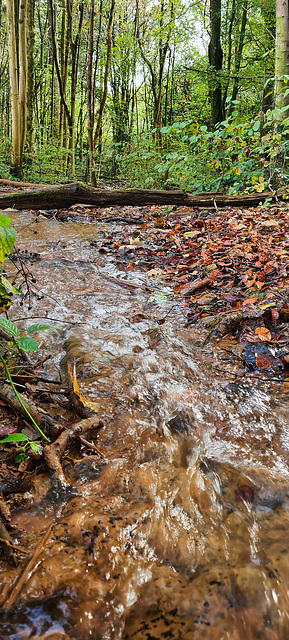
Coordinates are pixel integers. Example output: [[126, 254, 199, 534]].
[[92, 0, 115, 186], [275, 0, 289, 120], [261, 0, 275, 112], [209, 0, 224, 127], [6, 0, 21, 172], [26, 0, 35, 154], [230, 0, 248, 108], [87, 0, 95, 183]]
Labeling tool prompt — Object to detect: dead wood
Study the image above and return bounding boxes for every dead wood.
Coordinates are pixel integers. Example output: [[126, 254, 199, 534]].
[[0, 179, 54, 188], [180, 276, 214, 296], [0, 518, 16, 565], [43, 416, 102, 486], [0, 383, 58, 438], [0, 181, 285, 211], [2, 523, 53, 609]]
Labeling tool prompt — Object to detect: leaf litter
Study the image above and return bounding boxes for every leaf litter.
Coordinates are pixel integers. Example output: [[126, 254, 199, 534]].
[[58, 200, 289, 383]]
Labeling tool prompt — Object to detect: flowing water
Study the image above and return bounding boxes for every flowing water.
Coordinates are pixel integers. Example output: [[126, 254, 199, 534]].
[[1, 209, 289, 639]]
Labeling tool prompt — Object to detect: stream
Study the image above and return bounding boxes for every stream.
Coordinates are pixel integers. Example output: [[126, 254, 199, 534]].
[[1, 209, 289, 639]]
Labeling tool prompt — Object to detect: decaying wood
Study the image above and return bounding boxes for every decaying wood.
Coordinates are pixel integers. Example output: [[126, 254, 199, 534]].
[[0, 178, 54, 188], [0, 383, 58, 438], [0, 181, 285, 211], [43, 416, 102, 485], [180, 276, 214, 296], [2, 523, 53, 609]]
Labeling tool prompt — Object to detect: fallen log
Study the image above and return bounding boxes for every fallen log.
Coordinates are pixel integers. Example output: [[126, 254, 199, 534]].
[[0, 181, 285, 211], [0, 382, 58, 438]]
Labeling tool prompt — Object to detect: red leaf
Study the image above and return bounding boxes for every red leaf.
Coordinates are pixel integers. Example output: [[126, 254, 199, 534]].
[[235, 485, 254, 503]]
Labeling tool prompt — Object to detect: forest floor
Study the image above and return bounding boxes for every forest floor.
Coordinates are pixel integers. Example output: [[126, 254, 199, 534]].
[[51, 196, 289, 384], [0, 188, 289, 606]]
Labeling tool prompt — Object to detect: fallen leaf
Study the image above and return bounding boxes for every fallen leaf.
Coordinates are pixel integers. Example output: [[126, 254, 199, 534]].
[[255, 327, 272, 341]]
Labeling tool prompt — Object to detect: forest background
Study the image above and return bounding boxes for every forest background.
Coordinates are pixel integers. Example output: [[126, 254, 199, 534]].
[[1, 0, 289, 195]]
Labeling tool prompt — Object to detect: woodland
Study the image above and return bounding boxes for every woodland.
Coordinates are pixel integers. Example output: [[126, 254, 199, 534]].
[[1, 0, 289, 632], [0, 0, 287, 195]]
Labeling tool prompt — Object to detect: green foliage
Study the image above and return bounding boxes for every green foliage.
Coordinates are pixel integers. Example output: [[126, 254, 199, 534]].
[[0, 431, 42, 463], [154, 112, 289, 193]]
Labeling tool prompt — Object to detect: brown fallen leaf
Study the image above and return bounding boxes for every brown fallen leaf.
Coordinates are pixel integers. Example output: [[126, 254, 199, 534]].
[[255, 327, 272, 341]]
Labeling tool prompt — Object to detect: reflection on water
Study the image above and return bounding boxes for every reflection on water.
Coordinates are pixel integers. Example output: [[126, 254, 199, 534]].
[[0, 210, 289, 638]]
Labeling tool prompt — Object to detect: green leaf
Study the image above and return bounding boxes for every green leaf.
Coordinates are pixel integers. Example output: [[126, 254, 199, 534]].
[[0, 433, 28, 443], [0, 216, 11, 228], [0, 276, 22, 295], [0, 286, 11, 312], [0, 226, 16, 263], [0, 317, 20, 337], [27, 323, 60, 334], [148, 291, 169, 303], [30, 442, 42, 453], [16, 336, 39, 352], [14, 452, 27, 463]]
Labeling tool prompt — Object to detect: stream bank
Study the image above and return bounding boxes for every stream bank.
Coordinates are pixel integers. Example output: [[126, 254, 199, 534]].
[[0, 203, 289, 638]]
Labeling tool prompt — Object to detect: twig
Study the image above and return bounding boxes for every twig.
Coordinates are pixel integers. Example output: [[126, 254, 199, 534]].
[[0, 519, 16, 565], [0, 354, 50, 443], [2, 523, 53, 609], [44, 417, 102, 486], [0, 538, 28, 554], [0, 381, 58, 437], [79, 436, 105, 458]]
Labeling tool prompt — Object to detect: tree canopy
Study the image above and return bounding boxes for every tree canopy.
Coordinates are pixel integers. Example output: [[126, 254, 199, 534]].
[[1, 0, 289, 193]]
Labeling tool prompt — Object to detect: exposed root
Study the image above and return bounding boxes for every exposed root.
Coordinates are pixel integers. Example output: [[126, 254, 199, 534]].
[[43, 417, 103, 486]]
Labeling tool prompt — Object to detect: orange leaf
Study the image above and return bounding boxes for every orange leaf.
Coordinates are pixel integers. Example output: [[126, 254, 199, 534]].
[[256, 281, 265, 290], [242, 297, 258, 305], [271, 309, 279, 322], [255, 354, 273, 369], [255, 327, 272, 341]]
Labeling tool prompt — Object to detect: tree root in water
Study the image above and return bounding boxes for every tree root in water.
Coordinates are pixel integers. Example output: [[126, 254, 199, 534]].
[[43, 417, 103, 487]]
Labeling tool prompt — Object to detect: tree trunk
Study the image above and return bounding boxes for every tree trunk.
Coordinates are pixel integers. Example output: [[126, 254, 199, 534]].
[[275, 0, 289, 120], [6, 0, 21, 172], [92, 0, 115, 184], [0, 182, 285, 210], [229, 0, 248, 108], [26, 0, 35, 154], [18, 0, 27, 163], [87, 0, 95, 184], [209, 0, 224, 127]]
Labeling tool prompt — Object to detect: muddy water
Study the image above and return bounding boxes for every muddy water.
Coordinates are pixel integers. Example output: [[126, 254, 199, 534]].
[[1, 210, 289, 639]]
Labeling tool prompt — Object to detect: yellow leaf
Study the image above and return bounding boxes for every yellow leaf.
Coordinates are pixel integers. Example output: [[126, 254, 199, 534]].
[[68, 370, 99, 412]]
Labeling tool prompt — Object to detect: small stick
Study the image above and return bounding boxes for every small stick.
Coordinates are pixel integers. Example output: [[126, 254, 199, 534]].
[[2, 523, 53, 609], [0, 538, 29, 554], [79, 436, 105, 458], [0, 519, 16, 565]]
